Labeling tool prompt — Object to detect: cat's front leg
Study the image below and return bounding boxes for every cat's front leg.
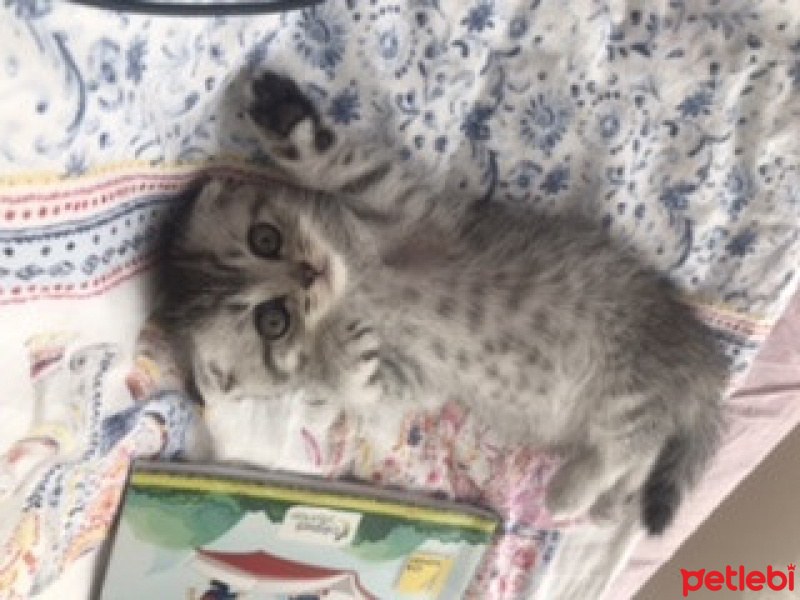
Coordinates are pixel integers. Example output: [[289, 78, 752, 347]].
[[334, 319, 418, 434], [247, 71, 436, 220]]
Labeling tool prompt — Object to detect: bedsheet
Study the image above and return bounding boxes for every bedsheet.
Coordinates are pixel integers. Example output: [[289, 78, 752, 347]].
[[1, 1, 799, 599], [615, 286, 800, 599]]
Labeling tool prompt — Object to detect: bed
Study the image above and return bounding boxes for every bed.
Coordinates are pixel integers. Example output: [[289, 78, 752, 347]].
[[1, 1, 799, 599]]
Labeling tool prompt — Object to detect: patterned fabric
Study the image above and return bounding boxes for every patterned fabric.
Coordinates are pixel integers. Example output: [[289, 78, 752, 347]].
[[1, 1, 800, 599], [0, 325, 568, 599], [0, 330, 196, 598]]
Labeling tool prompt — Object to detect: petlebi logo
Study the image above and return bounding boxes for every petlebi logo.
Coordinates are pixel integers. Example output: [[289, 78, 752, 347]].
[[280, 506, 361, 547], [681, 564, 795, 597]]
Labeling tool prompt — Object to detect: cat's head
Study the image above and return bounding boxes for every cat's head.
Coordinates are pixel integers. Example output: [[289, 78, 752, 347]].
[[161, 178, 353, 404]]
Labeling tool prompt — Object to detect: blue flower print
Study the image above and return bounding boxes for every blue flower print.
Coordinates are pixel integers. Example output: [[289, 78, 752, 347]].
[[520, 94, 571, 157], [293, 7, 347, 75], [726, 229, 757, 257], [721, 166, 753, 219], [461, 104, 494, 142], [48, 261, 74, 277], [378, 28, 400, 61], [540, 165, 570, 195], [463, 0, 495, 33], [126, 38, 147, 84], [7, 0, 51, 19], [359, 16, 415, 78], [89, 39, 121, 85], [660, 181, 696, 211], [706, 226, 729, 251], [328, 87, 361, 125], [16, 264, 45, 280], [597, 112, 621, 141], [790, 61, 800, 90], [87, 39, 124, 110], [677, 87, 713, 118], [505, 160, 543, 198], [509, 16, 528, 39], [65, 153, 87, 177]]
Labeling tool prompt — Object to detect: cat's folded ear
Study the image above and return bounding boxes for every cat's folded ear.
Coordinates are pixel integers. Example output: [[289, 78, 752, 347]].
[[196, 178, 227, 203]]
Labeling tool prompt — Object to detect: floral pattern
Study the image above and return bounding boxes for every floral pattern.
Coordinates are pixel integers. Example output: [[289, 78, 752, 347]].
[[1, 1, 800, 598], [519, 94, 572, 157], [0, 329, 197, 599]]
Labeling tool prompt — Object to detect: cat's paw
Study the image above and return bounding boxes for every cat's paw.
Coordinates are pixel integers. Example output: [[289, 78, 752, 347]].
[[341, 320, 383, 397], [548, 453, 642, 526], [588, 484, 636, 526], [249, 71, 317, 138], [545, 451, 605, 522], [248, 71, 335, 154]]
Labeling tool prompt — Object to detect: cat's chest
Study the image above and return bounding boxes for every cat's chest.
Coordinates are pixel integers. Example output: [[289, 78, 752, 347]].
[[389, 325, 584, 443], [355, 265, 591, 441], [379, 227, 459, 272]]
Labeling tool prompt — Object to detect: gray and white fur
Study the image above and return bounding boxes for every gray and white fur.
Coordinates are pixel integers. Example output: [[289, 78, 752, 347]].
[[161, 71, 728, 535]]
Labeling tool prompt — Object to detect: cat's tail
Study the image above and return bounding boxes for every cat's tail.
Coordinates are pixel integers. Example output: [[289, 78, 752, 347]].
[[641, 419, 721, 535]]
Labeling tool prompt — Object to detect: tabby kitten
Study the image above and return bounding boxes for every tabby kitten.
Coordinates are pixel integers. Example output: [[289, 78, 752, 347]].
[[161, 71, 728, 535]]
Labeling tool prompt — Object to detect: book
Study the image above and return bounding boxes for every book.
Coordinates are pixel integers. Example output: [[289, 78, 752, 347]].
[[98, 460, 499, 600]]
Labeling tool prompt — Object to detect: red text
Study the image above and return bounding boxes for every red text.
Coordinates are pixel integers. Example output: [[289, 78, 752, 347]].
[[681, 565, 795, 596]]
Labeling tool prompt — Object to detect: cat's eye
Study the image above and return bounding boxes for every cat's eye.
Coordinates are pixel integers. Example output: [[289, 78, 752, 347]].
[[248, 222, 282, 259], [254, 297, 290, 340]]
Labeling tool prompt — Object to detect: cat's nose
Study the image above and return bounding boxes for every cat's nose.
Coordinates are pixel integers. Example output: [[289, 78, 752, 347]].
[[293, 261, 318, 289]]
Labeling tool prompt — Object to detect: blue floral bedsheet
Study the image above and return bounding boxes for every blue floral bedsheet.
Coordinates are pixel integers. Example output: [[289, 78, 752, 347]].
[[1, 1, 800, 599], [2, 0, 800, 364]]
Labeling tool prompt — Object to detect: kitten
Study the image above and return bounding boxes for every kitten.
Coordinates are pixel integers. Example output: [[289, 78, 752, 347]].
[[160, 71, 728, 535]]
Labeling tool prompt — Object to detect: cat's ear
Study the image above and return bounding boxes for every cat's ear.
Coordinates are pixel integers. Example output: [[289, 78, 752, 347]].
[[199, 179, 226, 201]]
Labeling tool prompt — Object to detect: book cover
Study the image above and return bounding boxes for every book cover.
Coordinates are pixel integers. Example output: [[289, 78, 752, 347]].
[[99, 461, 498, 599]]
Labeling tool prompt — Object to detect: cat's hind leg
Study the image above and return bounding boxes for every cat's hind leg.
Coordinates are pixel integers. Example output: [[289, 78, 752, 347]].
[[587, 471, 640, 525], [545, 446, 630, 522], [548, 396, 673, 528]]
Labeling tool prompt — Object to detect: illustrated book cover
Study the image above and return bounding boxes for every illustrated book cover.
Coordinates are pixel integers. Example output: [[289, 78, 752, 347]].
[[98, 460, 499, 600]]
